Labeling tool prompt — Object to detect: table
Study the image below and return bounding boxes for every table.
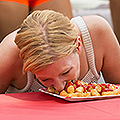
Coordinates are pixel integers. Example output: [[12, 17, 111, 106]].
[[0, 92, 120, 120]]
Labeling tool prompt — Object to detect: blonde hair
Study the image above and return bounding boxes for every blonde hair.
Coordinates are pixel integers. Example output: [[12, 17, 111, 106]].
[[15, 10, 78, 73]]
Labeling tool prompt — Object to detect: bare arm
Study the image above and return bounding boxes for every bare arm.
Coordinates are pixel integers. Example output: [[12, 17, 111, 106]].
[[0, 30, 20, 93], [101, 23, 120, 84], [83, 15, 120, 84]]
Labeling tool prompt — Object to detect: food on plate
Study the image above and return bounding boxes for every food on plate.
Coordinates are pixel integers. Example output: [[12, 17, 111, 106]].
[[47, 80, 120, 97]]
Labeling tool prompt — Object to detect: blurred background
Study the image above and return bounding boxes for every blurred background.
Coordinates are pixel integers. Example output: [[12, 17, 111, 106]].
[[0, 0, 117, 43], [70, 0, 112, 27]]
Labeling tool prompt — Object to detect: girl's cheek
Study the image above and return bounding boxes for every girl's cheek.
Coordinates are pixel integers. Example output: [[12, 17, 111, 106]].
[[71, 68, 80, 80]]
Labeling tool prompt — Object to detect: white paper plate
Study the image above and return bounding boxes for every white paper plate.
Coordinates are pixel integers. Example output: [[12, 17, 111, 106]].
[[39, 88, 120, 102]]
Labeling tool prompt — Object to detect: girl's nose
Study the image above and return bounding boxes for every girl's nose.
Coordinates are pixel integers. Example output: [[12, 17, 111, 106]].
[[53, 78, 66, 91]]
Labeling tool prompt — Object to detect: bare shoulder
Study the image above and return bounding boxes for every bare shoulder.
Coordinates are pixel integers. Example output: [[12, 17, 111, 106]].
[[81, 15, 111, 70], [82, 15, 113, 43], [82, 15, 120, 84], [0, 29, 21, 64], [0, 29, 22, 93], [82, 15, 110, 30], [1, 28, 20, 43]]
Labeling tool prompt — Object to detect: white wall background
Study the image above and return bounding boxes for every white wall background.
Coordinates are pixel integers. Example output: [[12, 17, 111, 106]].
[[70, 0, 112, 27]]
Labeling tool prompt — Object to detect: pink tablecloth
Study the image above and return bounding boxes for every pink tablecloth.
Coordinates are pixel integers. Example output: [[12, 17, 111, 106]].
[[0, 92, 120, 120]]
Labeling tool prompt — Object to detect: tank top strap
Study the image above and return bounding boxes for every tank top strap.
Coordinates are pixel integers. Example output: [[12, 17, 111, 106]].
[[71, 16, 100, 80]]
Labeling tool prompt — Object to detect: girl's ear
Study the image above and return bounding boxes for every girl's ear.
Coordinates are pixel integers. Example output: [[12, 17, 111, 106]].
[[76, 36, 81, 54]]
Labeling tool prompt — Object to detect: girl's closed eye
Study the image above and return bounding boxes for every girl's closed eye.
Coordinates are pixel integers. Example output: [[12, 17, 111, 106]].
[[62, 68, 72, 75], [41, 78, 49, 82], [37, 77, 50, 82]]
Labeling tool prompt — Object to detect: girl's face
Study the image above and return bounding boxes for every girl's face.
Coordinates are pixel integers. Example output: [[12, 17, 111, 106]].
[[34, 52, 80, 91]]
